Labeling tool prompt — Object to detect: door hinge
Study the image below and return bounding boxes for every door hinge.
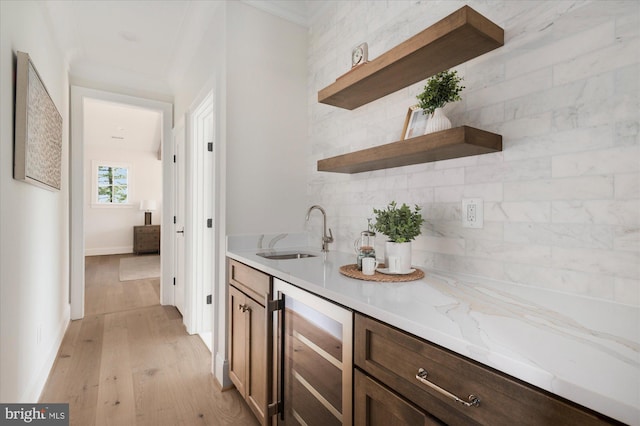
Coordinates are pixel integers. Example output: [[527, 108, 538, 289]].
[[207, 218, 213, 228], [207, 142, 213, 152], [173, 277, 176, 286], [267, 401, 282, 417], [173, 154, 176, 163], [268, 299, 284, 312], [206, 294, 212, 304]]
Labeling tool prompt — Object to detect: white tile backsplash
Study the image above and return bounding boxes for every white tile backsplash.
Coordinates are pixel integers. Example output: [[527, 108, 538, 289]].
[[615, 173, 640, 199], [552, 146, 640, 178], [552, 200, 640, 225], [503, 176, 614, 201], [307, 0, 640, 305], [551, 246, 639, 279], [484, 201, 551, 223]]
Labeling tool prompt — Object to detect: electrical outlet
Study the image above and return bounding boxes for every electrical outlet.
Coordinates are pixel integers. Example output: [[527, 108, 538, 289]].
[[462, 198, 483, 228], [467, 203, 476, 222]]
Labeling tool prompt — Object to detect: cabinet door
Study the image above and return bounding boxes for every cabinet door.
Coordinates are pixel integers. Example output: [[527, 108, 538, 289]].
[[229, 286, 247, 397], [246, 297, 268, 425], [355, 314, 614, 426], [355, 370, 443, 426], [273, 278, 353, 426]]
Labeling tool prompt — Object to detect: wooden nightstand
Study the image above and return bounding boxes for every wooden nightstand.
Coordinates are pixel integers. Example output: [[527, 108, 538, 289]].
[[133, 225, 160, 254]]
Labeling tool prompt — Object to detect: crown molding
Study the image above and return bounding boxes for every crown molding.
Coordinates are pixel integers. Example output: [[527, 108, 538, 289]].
[[241, 0, 309, 27]]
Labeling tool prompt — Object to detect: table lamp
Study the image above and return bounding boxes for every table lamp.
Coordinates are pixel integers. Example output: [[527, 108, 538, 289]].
[[139, 200, 157, 225]]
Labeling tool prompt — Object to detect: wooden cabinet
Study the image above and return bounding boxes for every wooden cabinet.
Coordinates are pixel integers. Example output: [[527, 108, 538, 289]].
[[228, 259, 272, 426], [354, 314, 618, 426], [133, 225, 160, 254], [355, 369, 443, 426], [273, 278, 354, 426]]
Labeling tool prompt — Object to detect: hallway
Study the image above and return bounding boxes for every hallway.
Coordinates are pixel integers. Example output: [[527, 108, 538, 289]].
[[39, 255, 257, 426]]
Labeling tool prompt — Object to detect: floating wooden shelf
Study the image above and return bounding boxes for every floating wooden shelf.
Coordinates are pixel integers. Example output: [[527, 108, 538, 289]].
[[317, 126, 502, 174], [318, 6, 504, 110]]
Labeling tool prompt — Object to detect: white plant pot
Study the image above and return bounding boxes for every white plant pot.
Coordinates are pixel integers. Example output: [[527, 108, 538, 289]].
[[424, 107, 452, 134], [384, 241, 412, 273]]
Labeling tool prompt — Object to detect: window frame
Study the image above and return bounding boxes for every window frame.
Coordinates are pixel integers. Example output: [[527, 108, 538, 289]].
[[91, 160, 133, 208]]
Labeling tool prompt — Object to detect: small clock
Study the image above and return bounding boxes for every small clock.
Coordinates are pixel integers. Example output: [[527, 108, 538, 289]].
[[352, 42, 368, 68]]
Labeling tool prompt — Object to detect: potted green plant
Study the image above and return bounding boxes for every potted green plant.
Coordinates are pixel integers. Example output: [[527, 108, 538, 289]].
[[373, 202, 424, 273], [416, 69, 464, 134]]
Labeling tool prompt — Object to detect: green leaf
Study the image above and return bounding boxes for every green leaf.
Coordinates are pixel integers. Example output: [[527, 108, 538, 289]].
[[416, 70, 465, 115], [372, 201, 424, 242]]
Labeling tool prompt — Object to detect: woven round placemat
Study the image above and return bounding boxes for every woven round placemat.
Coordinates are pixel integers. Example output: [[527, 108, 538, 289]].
[[339, 264, 424, 282]]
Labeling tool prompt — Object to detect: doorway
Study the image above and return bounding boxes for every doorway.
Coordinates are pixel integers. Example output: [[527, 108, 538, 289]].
[[70, 86, 173, 320]]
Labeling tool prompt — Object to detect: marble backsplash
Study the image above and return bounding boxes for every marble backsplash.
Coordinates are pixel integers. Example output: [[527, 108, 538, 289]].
[[227, 233, 310, 252], [305, 0, 639, 305]]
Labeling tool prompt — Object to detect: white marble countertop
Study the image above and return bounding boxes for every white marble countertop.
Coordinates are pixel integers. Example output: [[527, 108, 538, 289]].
[[227, 238, 639, 425]]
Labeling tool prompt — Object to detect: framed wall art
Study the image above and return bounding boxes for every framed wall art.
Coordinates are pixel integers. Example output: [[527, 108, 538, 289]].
[[401, 105, 428, 140], [14, 51, 62, 191]]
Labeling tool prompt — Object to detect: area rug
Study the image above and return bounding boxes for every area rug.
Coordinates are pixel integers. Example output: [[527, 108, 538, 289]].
[[119, 255, 160, 281]]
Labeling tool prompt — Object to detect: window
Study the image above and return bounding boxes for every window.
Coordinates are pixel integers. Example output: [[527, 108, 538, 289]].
[[93, 162, 131, 206]]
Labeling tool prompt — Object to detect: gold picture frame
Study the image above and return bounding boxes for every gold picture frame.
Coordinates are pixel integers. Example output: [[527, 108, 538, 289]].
[[401, 105, 428, 140]]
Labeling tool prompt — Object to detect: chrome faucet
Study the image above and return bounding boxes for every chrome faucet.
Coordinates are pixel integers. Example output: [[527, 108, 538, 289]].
[[306, 205, 334, 252]]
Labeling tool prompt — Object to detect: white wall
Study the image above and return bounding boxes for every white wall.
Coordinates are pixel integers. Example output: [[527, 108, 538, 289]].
[[83, 147, 162, 255], [174, 1, 309, 235], [307, 0, 639, 305], [0, 1, 70, 402], [226, 1, 308, 235], [82, 99, 163, 256], [172, 1, 308, 386]]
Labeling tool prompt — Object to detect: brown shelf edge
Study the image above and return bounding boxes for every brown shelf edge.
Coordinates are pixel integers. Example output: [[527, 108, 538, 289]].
[[317, 126, 502, 174], [318, 6, 504, 110]]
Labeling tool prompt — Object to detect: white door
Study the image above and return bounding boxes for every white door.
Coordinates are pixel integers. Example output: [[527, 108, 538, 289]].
[[197, 99, 214, 336], [187, 92, 215, 346], [173, 121, 186, 315]]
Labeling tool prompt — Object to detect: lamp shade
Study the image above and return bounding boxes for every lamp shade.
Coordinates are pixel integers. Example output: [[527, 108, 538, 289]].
[[139, 200, 157, 211]]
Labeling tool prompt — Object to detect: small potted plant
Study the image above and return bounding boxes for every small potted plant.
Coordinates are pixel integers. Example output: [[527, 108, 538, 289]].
[[373, 202, 424, 273], [416, 69, 464, 134]]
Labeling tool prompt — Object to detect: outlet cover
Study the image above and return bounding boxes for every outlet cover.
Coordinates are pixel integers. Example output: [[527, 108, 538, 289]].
[[462, 198, 483, 228]]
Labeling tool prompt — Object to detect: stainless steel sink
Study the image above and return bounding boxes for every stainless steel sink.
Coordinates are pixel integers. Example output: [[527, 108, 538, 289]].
[[256, 251, 317, 260]]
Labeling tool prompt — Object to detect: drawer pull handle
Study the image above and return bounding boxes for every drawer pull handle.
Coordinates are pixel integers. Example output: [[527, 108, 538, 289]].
[[238, 304, 251, 313], [416, 368, 480, 408]]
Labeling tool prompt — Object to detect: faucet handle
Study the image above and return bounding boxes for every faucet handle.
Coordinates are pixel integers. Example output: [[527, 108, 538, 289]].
[[325, 228, 334, 243]]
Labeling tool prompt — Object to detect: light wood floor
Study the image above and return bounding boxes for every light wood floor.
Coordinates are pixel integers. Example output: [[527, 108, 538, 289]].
[[40, 254, 258, 426]]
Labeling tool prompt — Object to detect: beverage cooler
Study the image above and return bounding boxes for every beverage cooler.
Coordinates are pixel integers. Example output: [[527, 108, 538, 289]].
[[272, 278, 353, 426]]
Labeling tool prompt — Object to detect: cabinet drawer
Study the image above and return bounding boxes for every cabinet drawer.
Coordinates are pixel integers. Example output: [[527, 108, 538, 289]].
[[355, 369, 443, 426], [355, 314, 614, 426], [135, 227, 157, 235], [228, 259, 270, 303], [133, 225, 160, 253], [136, 234, 159, 244]]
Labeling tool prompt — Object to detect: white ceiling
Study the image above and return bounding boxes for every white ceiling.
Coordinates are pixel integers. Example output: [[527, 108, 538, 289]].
[[42, 1, 311, 153], [42, 0, 311, 96], [83, 98, 162, 154]]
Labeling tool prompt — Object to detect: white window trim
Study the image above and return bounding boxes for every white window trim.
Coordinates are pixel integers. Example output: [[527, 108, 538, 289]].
[[91, 160, 133, 208]]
